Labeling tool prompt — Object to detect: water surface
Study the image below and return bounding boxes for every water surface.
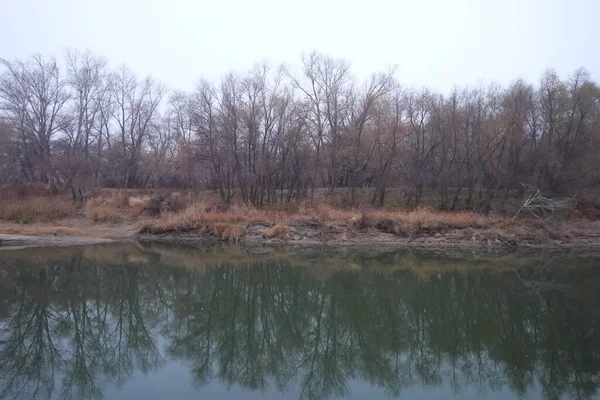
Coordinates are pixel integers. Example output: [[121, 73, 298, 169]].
[[1, 243, 599, 400]]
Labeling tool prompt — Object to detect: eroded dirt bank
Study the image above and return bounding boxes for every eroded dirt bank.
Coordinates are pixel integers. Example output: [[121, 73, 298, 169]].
[[4, 220, 599, 250], [138, 220, 600, 249]]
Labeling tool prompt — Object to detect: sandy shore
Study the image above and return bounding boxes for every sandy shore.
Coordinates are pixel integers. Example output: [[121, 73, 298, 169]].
[[0, 233, 114, 249], [0, 221, 137, 250]]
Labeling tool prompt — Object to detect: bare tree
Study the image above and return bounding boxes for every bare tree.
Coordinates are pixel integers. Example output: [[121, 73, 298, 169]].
[[403, 88, 438, 206], [0, 55, 70, 182], [190, 80, 235, 203], [108, 66, 165, 188], [285, 52, 352, 200], [0, 122, 21, 183], [54, 49, 109, 200], [370, 87, 404, 206], [345, 69, 397, 203]]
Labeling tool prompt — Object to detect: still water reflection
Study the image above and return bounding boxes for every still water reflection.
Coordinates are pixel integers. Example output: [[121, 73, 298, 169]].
[[0, 243, 599, 400]]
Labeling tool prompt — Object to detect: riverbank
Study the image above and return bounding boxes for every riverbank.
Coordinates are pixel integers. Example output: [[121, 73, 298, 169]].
[[139, 219, 600, 249], [2, 214, 600, 250], [2, 185, 600, 250]]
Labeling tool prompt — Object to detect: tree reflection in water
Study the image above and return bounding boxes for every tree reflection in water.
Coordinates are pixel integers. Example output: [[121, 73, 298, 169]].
[[0, 244, 599, 400]]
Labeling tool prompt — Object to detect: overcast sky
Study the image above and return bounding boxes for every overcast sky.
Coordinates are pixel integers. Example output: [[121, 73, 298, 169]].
[[2, 0, 599, 92]]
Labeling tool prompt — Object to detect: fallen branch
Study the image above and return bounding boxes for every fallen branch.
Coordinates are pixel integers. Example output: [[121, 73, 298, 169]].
[[514, 189, 576, 219]]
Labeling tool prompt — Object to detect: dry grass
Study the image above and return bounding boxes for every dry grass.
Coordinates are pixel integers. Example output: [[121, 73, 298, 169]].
[[220, 224, 246, 242], [129, 195, 151, 217], [135, 199, 597, 246], [138, 201, 494, 239], [84, 190, 153, 222], [138, 201, 339, 234], [263, 225, 291, 240], [84, 200, 123, 223], [2, 184, 598, 246], [0, 196, 76, 223], [0, 225, 83, 236], [376, 208, 490, 231], [349, 208, 492, 236], [200, 223, 246, 242], [85, 189, 194, 218], [140, 203, 277, 233], [87, 190, 128, 208], [0, 183, 54, 200]]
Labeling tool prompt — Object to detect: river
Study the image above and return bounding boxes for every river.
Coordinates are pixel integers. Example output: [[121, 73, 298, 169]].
[[0, 243, 599, 399]]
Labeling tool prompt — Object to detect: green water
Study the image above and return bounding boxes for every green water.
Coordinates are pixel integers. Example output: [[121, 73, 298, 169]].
[[0, 243, 599, 400]]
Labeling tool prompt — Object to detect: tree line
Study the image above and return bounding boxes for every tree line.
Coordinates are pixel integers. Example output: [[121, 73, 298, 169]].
[[1, 50, 599, 208]]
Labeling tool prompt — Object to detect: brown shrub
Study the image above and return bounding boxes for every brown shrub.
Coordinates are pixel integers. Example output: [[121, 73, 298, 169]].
[[138, 201, 497, 240], [570, 201, 600, 220], [263, 225, 291, 240], [354, 210, 379, 229], [145, 194, 164, 216], [203, 201, 230, 213], [313, 204, 355, 222], [210, 222, 230, 237], [86, 190, 123, 208], [47, 181, 58, 195], [208, 223, 246, 242], [369, 209, 491, 232], [0, 197, 75, 223], [268, 202, 303, 214], [139, 201, 348, 235], [561, 219, 600, 238], [390, 221, 410, 236], [119, 191, 130, 208], [0, 183, 52, 200], [80, 190, 142, 222], [129, 196, 151, 217], [139, 201, 280, 235], [84, 203, 123, 223], [222, 224, 246, 242], [163, 192, 188, 212]]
